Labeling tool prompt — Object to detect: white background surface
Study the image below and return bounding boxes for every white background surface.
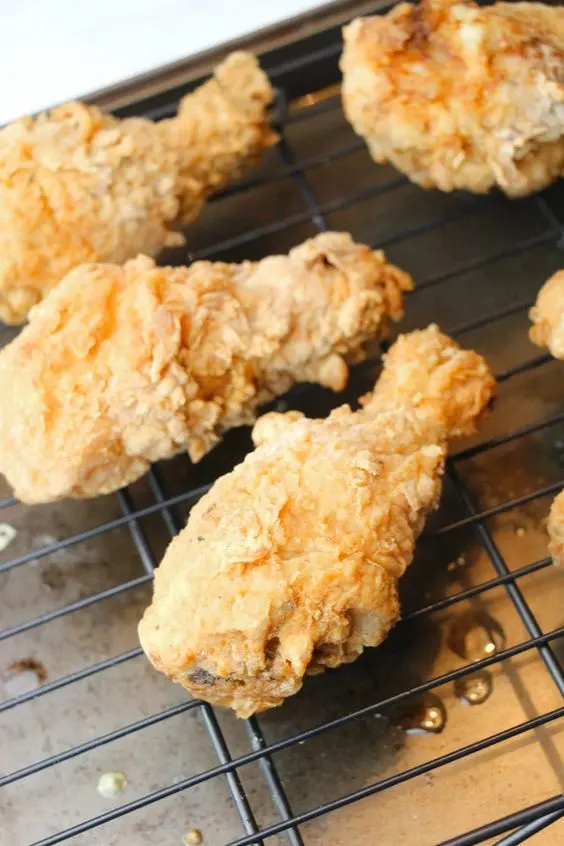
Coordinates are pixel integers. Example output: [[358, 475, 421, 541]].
[[0, 0, 327, 124]]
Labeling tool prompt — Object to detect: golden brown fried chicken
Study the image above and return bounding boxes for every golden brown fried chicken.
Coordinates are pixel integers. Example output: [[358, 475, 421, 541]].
[[341, 0, 564, 196], [529, 270, 564, 564], [547, 490, 564, 566], [0, 51, 276, 325], [138, 325, 495, 717], [529, 269, 564, 358], [0, 232, 411, 504]]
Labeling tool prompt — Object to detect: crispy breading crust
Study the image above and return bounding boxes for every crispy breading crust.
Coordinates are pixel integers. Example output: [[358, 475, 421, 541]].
[[363, 324, 496, 438], [0, 51, 276, 324], [341, 0, 564, 196], [0, 232, 411, 503], [167, 51, 277, 223], [138, 326, 495, 717], [529, 271, 564, 564], [547, 490, 564, 566], [529, 270, 564, 359]]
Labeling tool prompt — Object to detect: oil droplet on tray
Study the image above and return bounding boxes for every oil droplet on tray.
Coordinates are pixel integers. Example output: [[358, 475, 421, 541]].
[[447, 611, 506, 663], [454, 670, 493, 706], [183, 829, 203, 845], [398, 694, 446, 735], [97, 771, 128, 798], [447, 555, 466, 573]]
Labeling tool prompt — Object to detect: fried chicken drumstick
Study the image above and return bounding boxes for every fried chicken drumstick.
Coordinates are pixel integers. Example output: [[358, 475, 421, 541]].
[[139, 326, 495, 717], [341, 0, 564, 197], [0, 232, 411, 504], [530, 269, 564, 565], [0, 51, 276, 325]]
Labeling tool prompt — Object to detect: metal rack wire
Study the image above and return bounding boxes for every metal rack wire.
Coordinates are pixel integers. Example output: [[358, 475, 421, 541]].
[[1, 4, 564, 845]]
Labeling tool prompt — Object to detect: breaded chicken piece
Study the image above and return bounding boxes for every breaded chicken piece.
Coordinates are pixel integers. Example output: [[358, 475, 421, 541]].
[[0, 51, 276, 324], [547, 490, 564, 566], [0, 232, 411, 504], [529, 270, 564, 358], [530, 271, 564, 564], [138, 326, 495, 717], [341, 0, 564, 196]]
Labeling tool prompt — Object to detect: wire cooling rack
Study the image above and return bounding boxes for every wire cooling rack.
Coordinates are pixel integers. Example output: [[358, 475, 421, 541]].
[[1, 3, 564, 845]]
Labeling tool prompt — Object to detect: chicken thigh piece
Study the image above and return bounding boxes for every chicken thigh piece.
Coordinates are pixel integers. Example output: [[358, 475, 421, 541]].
[[341, 0, 564, 197], [0, 51, 276, 324], [0, 232, 411, 504], [139, 326, 495, 717]]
